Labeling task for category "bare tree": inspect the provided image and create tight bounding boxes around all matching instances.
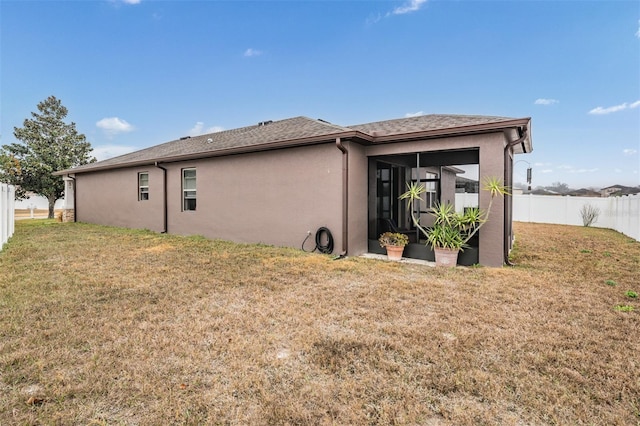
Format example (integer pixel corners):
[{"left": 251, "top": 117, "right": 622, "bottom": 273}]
[{"left": 580, "top": 204, "right": 600, "bottom": 227}]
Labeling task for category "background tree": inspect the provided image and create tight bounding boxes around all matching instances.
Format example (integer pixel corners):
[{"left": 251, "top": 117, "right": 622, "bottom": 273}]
[
  {"left": 548, "top": 181, "right": 570, "bottom": 194},
  {"left": 0, "top": 96, "right": 96, "bottom": 218}
]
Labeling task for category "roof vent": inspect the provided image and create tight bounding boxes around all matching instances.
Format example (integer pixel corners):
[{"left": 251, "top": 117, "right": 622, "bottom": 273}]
[
  {"left": 317, "top": 118, "right": 330, "bottom": 124},
  {"left": 179, "top": 136, "right": 191, "bottom": 140},
  {"left": 258, "top": 120, "right": 273, "bottom": 126},
  {"left": 206, "top": 138, "right": 213, "bottom": 143}
]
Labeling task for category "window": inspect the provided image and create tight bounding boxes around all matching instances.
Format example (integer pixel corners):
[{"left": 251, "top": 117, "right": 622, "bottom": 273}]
[
  {"left": 423, "top": 172, "right": 438, "bottom": 209},
  {"left": 410, "top": 168, "right": 440, "bottom": 209},
  {"left": 138, "top": 172, "right": 149, "bottom": 201},
  {"left": 182, "top": 168, "right": 196, "bottom": 211}
]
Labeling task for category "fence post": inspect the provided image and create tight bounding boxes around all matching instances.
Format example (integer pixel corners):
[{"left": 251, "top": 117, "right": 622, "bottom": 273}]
[
  {"left": 1, "top": 183, "right": 5, "bottom": 248},
  {"left": 9, "top": 185, "right": 15, "bottom": 238}
]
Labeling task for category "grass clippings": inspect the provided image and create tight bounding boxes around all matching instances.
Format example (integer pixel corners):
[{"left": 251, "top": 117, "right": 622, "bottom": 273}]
[{"left": 1, "top": 220, "right": 639, "bottom": 425}]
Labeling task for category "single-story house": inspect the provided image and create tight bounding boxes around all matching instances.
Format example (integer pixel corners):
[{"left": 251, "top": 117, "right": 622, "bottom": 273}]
[{"left": 55, "top": 114, "right": 532, "bottom": 266}]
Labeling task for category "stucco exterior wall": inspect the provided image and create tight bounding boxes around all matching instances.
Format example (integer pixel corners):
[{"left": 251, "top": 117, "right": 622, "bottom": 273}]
[
  {"left": 346, "top": 141, "right": 369, "bottom": 255},
  {"left": 76, "top": 143, "right": 344, "bottom": 253},
  {"left": 477, "top": 137, "right": 506, "bottom": 267},
  {"left": 76, "top": 167, "right": 165, "bottom": 232},
  {"left": 163, "top": 143, "right": 343, "bottom": 249},
  {"left": 440, "top": 168, "right": 458, "bottom": 206}
]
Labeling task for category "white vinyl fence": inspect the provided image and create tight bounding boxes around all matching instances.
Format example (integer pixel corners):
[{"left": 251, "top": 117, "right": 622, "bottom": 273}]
[
  {"left": 513, "top": 194, "right": 640, "bottom": 241},
  {"left": 1, "top": 183, "right": 16, "bottom": 251},
  {"left": 454, "top": 192, "right": 479, "bottom": 213}
]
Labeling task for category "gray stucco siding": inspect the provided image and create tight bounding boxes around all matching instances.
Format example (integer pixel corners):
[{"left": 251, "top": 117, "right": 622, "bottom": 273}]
[
  {"left": 164, "top": 143, "right": 344, "bottom": 249},
  {"left": 76, "top": 167, "right": 165, "bottom": 232},
  {"left": 75, "top": 142, "right": 345, "bottom": 253}
]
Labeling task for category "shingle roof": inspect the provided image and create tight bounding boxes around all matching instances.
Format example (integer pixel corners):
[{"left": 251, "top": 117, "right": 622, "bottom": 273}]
[
  {"left": 64, "top": 116, "right": 352, "bottom": 173},
  {"left": 348, "top": 114, "right": 519, "bottom": 136},
  {"left": 57, "top": 114, "right": 531, "bottom": 175}
]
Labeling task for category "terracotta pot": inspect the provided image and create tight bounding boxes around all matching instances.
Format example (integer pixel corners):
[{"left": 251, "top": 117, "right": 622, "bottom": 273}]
[
  {"left": 434, "top": 247, "right": 459, "bottom": 267},
  {"left": 385, "top": 245, "right": 405, "bottom": 261}
]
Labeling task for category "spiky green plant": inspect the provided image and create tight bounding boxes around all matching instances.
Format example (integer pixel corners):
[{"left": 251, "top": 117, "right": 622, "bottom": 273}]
[{"left": 399, "top": 176, "right": 509, "bottom": 251}]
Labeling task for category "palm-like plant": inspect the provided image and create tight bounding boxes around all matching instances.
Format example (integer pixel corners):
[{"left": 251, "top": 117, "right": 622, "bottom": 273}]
[{"left": 399, "top": 176, "right": 509, "bottom": 251}]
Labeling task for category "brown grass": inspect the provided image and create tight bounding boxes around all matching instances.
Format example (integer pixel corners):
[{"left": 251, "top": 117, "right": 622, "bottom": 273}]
[{"left": 1, "top": 221, "right": 638, "bottom": 425}]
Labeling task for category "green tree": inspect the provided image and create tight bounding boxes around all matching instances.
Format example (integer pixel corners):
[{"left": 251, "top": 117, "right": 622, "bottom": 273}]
[{"left": 0, "top": 96, "right": 96, "bottom": 218}]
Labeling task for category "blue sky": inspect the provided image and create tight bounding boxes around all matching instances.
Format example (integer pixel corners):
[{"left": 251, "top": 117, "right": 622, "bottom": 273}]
[{"left": 2, "top": 0, "right": 639, "bottom": 189}]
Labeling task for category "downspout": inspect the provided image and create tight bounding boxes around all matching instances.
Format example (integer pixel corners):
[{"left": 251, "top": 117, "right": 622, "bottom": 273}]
[
  {"left": 154, "top": 162, "right": 168, "bottom": 233},
  {"left": 336, "top": 138, "right": 348, "bottom": 256},
  {"left": 503, "top": 127, "right": 528, "bottom": 266},
  {"left": 68, "top": 175, "right": 76, "bottom": 223}
]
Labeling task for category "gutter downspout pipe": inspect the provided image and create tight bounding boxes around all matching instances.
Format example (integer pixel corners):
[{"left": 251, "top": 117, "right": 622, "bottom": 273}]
[
  {"left": 503, "top": 127, "right": 528, "bottom": 266},
  {"left": 154, "top": 162, "right": 168, "bottom": 233},
  {"left": 336, "top": 138, "right": 348, "bottom": 257}
]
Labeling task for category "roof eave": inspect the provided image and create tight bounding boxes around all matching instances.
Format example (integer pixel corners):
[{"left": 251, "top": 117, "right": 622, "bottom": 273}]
[
  {"left": 370, "top": 118, "right": 532, "bottom": 146},
  {"left": 506, "top": 118, "right": 533, "bottom": 154}
]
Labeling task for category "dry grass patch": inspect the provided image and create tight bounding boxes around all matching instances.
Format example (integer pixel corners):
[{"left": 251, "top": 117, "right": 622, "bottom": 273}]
[
  {"left": 1, "top": 220, "right": 638, "bottom": 425},
  {"left": 14, "top": 209, "right": 60, "bottom": 220}
]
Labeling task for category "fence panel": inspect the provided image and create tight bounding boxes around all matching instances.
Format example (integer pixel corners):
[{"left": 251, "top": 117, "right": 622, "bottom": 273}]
[
  {"left": 454, "top": 193, "right": 479, "bottom": 213},
  {"left": 1, "top": 183, "right": 16, "bottom": 251},
  {"left": 513, "top": 194, "right": 639, "bottom": 241}
]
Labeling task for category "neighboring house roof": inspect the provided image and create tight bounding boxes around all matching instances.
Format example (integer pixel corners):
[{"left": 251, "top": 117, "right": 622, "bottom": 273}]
[
  {"left": 600, "top": 185, "right": 640, "bottom": 196},
  {"left": 566, "top": 188, "right": 602, "bottom": 197},
  {"left": 55, "top": 114, "right": 531, "bottom": 175}
]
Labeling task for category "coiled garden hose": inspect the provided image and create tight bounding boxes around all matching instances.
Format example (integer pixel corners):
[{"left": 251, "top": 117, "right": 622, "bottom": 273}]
[{"left": 302, "top": 227, "right": 334, "bottom": 254}]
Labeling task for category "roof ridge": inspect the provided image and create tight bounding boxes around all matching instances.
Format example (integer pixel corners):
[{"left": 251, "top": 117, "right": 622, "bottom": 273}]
[
  {"left": 176, "top": 116, "right": 351, "bottom": 141},
  {"left": 297, "top": 116, "right": 354, "bottom": 132}
]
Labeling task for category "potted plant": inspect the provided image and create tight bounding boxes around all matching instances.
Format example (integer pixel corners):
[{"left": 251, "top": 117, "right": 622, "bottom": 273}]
[
  {"left": 378, "top": 231, "right": 409, "bottom": 261},
  {"left": 399, "top": 177, "right": 508, "bottom": 266}
]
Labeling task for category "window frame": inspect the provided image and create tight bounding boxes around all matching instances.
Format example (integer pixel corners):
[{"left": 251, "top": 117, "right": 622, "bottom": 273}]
[
  {"left": 182, "top": 168, "right": 196, "bottom": 211},
  {"left": 138, "top": 172, "right": 149, "bottom": 201},
  {"left": 422, "top": 172, "right": 439, "bottom": 210}
]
